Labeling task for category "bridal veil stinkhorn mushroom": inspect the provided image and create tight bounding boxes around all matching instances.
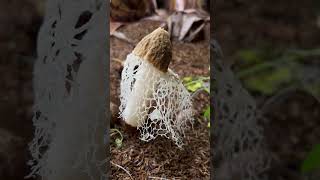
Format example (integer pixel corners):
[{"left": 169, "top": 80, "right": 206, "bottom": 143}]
[{"left": 119, "top": 27, "right": 193, "bottom": 147}]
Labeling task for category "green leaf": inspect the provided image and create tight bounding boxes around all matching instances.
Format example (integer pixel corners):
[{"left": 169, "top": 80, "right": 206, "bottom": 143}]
[
  {"left": 301, "top": 144, "right": 320, "bottom": 173},
  {"left": 183, "top": 76, "right": 210, "bottom": 93},
  {"left": 203, "top": 106, "right": 210, "bottom": 119},
  {"left": 183, "top": 76, "right": 193, "bottom": 83},
  {"left": 186, "top": 81, "right": 203, "bottom": 92}
]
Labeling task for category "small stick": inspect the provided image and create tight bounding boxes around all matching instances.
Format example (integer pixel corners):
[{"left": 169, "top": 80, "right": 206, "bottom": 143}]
[
  {"left": 111, "top": 31, "right": 135, "bottom": 46},
  {"left": 191, "top": 88, "right": 204, "bottom": 98},
  {"left": 112, "top": 58, "right": 124, "bottom": 66},
  {"left": 110, "top": 161, "right": 133, "bottom": 180},
  {"left": 148, "top": 176, "right": 170, "bottom": 180}
]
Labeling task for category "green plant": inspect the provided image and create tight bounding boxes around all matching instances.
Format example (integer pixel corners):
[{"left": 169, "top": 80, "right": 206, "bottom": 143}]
[
  {"left": 110, "top": 128, "right": 123, "bottom": 148},
  {"left": 236, "top": 48, "right": 320, "bottom": 96},
  {"left": 203, "top": 106, "right": 210, "bottom": 128},
  {"left": 301, "top": 144, "right": 320, "bottom": 173},
  {"left": 234, "top": 47, "right": 320, "bottom": 177},
  {"left": 183, "top": 76, "right": 210, "bottom": 128},
  {"left": 183, "top": 76, "right": 209, "bottom": 93}
]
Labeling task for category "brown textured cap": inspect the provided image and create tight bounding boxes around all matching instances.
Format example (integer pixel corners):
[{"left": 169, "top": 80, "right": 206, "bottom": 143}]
[{"left": 132, "top": 27, "right": 172, "bottom": 72}]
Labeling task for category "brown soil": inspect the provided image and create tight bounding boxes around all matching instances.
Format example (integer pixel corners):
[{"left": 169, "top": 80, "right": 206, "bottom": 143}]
[{"left": 110, "top": 20, "right": 210, "bottom": 179}]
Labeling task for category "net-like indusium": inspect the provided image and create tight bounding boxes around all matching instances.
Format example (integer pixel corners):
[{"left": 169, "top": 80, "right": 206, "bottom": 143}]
[{"left": 119, "top": 53, "right": 194, "bottom": 147}]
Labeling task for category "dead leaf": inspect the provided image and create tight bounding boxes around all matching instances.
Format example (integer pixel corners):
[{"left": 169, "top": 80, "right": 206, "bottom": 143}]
[
  {"left": 110, "top": 21, "right": 124, "bottom": 34},
  {"left": 185, "top": 22, "right": 205, "bottom": 42},
  {"left": 111, "top": 31, "right": 134, "bottom": 45},
  {"left": 179, "top": 13, "right": 202, "bottom": 40},
  {"left": 110, "top": 21, "right": 134, "bottom": 45},
  {"left": 167, "top": 10, "right": 208, "bottom": 42},
  {"left": 168, "top": 12, "right": 183, "bottom": 38}
]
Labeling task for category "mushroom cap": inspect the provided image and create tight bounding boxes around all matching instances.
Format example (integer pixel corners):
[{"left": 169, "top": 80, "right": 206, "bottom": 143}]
[{"left": 132, "top": 27, "right": 172, "bottom": 72}]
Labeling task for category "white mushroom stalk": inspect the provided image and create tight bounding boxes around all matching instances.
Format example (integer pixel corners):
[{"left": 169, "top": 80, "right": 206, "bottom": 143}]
[{"left": 119, "top": 27, "right": 194, "bottom": 147}]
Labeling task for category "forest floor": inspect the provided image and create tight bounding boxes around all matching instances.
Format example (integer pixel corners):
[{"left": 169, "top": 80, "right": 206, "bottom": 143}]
[{"left": 110, "top": 20, "right": 210, "bottom": 179}]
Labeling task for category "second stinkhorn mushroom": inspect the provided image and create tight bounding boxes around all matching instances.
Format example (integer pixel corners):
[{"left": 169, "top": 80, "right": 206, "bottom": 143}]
[{"left": 119, "top": 27, "right": 193, "bottom": 147}]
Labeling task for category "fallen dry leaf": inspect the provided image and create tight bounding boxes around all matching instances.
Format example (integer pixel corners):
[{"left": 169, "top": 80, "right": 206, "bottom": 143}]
[
  {"left": 179, "top": 13, "right": 202, "bottom": 40},
  {"left": 110, "top": 21, "right": 124, "bottom": 34},
  {"left": 110, "top": 21, "right": 134, "bottom": 44},
  {"left": 168, "top": 12, "right": 183, "bottom": 38},
  {"left": 167, "top": 10, "right": 209, "bottom": 42},
  {"left": 185, "top": 22, "right": 205, "bottom": 42}
]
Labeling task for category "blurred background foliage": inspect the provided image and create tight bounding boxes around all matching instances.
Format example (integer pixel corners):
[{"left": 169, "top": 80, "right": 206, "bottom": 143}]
[
  {"left": 215, "top": 0, "right": 320, "bottom": 178},
  {"left": 234, "top": 47, "right": 320, "bottom": 98}
]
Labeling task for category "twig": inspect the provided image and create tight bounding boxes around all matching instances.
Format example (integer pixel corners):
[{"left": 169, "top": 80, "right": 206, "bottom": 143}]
[
  {"left": 110, "top": 161, "right": 133, "bottom": 180},
  {"left": 112, "top": 58, "right": 124, "bottom": 66},
  {"left": 110, "top": 128, "right": 123, "bottom": 142},
  {"left": 111, "top": 31, "right": 135, "bottom": 46},
  {"left": 148, "top": 176, "right": 170, "bottom": 180},
  {"left": 191, "top": 88, "right": 207, "bottom": 99},
  {"left": 168, "top": 68, "right": 180, "bottom": 79}
]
